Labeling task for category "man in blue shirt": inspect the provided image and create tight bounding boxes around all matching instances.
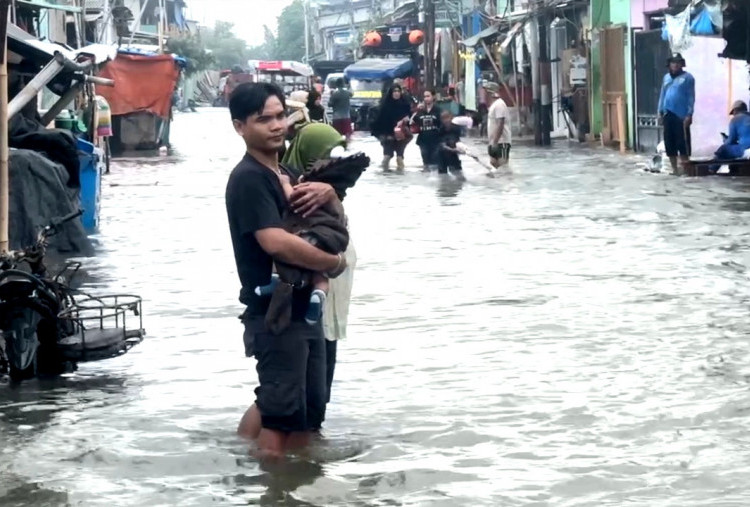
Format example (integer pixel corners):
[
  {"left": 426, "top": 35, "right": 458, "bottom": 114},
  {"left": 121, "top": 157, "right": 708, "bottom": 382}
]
[
  {"left": 715, "top": 100, "right": 750, "bottom": 160},
  {"left": 657, "top": 53, "right": 695, "bottom": 174}
]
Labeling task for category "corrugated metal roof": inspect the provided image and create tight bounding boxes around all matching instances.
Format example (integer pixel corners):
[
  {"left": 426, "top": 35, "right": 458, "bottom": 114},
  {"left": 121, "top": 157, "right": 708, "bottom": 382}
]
[{"left": 16, "top": 0, "right": 83, "bottom": 13}]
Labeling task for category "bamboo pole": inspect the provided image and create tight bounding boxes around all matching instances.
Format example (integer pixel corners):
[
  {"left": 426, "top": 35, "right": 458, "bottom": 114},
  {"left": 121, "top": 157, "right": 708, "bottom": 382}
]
[{"left": 0, "top": 0, "right": 9, "bottom": 253}]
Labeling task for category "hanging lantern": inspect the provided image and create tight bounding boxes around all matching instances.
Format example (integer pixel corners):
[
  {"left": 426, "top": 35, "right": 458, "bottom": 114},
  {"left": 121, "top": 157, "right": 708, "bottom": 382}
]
[
  {"left": 409, "top": 29, "right": 425, "bottom": 45},
  {"left": 363, "top": 31, "right": 382, "bottom": 47}
]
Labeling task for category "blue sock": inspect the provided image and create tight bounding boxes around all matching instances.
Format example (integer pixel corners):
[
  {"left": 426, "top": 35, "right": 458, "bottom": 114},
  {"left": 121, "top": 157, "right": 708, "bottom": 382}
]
[
  {"left": 255, "top": 273, "right": 280, "bottom": 296},
  {"left": 305, "top": 289, "right": 326, "bottom": 325}
]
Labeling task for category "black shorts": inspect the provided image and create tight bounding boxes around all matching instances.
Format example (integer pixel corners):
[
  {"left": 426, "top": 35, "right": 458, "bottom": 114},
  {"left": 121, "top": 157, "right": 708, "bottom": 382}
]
[
  {"left": 488, "top": 143, "right": 511, "bottom": 160},
  {"left": 243, "top": 316, "right": 327, "bottom": 433},
  {"left": 663, "top": 111, "right": 691, "bottom": 157}
]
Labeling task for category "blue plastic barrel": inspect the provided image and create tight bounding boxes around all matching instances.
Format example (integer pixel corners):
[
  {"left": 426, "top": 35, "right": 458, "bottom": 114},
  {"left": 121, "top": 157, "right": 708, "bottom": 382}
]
[{"left": 77, "top": 138, "right": 101, "bottom": 231}]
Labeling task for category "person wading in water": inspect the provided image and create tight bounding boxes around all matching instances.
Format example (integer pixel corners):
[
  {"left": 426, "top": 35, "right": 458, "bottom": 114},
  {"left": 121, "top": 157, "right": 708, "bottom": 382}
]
[
  {"left": 225, "top": 82, "right": 347, "bottom": 458},
  {"left": 657, "top": 53, "right": 695, "bottom": 175}
]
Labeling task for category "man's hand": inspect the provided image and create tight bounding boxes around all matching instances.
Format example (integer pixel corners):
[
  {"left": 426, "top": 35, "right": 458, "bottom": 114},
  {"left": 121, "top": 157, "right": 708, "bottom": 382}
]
[
  {"left": 289, "top": 182, "right": 336, "bottom": 218},
  {"left": 684, "top": 115, "right": 692, "bottom": 128}
]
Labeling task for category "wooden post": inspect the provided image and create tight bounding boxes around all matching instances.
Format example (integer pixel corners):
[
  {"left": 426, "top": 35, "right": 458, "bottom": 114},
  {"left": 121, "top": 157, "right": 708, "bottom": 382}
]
[
  {"left": 0, "top": 0, "right": 9, "bottom": 253},
  {"left": 616, "top": 94, "right": 626, "bottom": 154}
]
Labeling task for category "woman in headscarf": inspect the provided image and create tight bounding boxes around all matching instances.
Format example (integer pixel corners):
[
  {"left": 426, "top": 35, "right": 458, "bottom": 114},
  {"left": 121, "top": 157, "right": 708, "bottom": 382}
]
[
  {"left": 282, "top": 124, "right": 360, "bottom": 409},
  {"left": 371, "top": 84, "right": 412, "bottom": 171},
  {"left": 306, "top": 89, "right": 326, "bottom": 123}
]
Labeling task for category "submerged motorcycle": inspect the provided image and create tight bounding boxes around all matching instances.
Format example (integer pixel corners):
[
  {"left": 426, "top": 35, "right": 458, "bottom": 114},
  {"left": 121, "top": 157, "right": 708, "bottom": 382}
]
[{"left": 0, "top": 210, "right": 145, "bottom": 381}]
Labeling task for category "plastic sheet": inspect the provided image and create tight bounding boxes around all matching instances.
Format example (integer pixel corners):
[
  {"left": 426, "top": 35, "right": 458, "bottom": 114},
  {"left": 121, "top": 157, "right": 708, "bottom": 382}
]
[
  {"left": 704, "top": 1, "right": 723, "bottom": 30},
  {"left": 690, "top": 7, "right": 716, "bottom": 35},
  {"left": 665, "top": 6, "right": 692, "bottom": 53}
]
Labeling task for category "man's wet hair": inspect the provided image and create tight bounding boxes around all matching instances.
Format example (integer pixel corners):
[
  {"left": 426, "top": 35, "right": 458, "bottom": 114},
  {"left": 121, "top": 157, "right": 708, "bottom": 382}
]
[
  {"left": 335, "top": 78, "right": 345, "bottom": 88},
  {"left": 229, "top": 82, "right": 286, "bottom": 122},
  {"left": 424, "top": 89, "right": 436, "bottom": 96}
]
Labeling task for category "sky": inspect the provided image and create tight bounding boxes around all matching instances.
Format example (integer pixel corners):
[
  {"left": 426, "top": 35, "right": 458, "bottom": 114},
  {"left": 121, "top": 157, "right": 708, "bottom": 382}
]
[{"left": 186, "top": 0, "right": 295, "bottom": 46}]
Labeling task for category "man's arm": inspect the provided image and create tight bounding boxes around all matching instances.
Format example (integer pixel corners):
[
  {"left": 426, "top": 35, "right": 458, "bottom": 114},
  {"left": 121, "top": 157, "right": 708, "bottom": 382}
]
[
  {"left": 255, "top": 228, "right": 341, "bottom": 273},
  {"left": 657, "top": 77, "right": 666, "bottom": 116}
]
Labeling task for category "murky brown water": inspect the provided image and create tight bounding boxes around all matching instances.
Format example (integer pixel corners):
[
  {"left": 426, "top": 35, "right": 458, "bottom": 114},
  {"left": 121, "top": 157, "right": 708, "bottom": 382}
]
[{"left": 2, "top": 108, "right": 750, "bottom": 506}]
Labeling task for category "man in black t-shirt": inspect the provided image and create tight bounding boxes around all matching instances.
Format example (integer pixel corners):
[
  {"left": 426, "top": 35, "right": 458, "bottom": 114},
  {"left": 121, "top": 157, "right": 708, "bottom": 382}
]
[{"left": 225, "top": 82, "right": 346, "bottom": 458}]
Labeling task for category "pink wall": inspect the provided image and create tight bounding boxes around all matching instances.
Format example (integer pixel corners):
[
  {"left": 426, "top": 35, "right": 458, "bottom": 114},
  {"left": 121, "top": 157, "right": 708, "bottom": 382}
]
[
  {"left": 683, "top": 38, "right": 750, "bottom": 157},
  {"left": 631, "top": 0, "right": 668, "bottom": 29}
]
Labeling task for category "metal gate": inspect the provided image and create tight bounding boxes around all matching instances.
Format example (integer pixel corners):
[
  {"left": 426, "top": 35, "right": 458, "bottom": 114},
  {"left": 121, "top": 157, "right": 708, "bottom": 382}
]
[
  {"left": 599, "top": 25, "right": 626, "bottom": 145},
  {"left": 634, "top": 30, "right": 671, "bottom": 152}
]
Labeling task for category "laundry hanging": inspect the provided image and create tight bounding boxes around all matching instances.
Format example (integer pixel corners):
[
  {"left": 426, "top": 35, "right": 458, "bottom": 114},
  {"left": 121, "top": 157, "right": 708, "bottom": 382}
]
[
  {"left": 664, "top": 5, "right": 693, "bottom": 53},
  {"left": 690, "top": 6, "right": 716, "bottom": 35}
]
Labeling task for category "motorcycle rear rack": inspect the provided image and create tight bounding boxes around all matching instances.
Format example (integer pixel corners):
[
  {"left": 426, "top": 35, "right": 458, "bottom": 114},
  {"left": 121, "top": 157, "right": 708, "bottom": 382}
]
[{"left": 57, "top": 294, "right": 145, "bottom": 362}]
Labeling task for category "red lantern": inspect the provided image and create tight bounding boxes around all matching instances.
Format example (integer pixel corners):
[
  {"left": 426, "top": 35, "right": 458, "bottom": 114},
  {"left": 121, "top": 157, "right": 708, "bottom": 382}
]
[
  {"left": 363, "top": 31, "right": 382, "bottom": 47},
  {"left": 409, "top": 30, "right": 425, "bottom": 45}
]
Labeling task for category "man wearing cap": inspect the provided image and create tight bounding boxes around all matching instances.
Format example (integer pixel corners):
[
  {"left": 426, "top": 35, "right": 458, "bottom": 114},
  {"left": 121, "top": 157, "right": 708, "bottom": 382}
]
[
  {"left": 657, "top": 53, "right": 695, "bottom": 173},
  {"left": 715, "top": 100, "right": 750, "bottom": 160},
  {"left": 484, "top": 81, "right": 512, "bottom": 167}
]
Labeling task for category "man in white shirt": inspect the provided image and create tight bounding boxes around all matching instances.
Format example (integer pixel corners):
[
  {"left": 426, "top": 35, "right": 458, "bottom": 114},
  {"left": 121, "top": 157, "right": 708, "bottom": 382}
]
[{"left": 484, "top": 81, "right": 512, "bottom": 167}]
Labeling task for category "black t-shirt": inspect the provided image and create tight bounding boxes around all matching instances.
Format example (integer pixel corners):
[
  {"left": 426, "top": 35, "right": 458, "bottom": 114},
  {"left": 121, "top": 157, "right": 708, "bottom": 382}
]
[
  {"left": 439, "top": 124, "right": 462, "bottom": 149},
  {"left": 413, "top": 106, "right": 442, "bottom": 146},
  {"left": 225, "top": 153, "right": 312, "bottom": 319}
]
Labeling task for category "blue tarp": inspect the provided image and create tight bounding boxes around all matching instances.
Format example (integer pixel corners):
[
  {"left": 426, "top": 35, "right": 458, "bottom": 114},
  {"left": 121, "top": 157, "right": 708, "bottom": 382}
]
[{"left": 344, "top": 58, "right": 413, "bottom": 80}]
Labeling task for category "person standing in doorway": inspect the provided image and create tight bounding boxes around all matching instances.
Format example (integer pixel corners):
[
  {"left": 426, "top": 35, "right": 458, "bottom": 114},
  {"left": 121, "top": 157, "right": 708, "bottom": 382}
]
[
  {"left": 411, "top": 89, "right": 442, "bottom": 172},
  {"left": 657, "top": 53, "right": 695, "bottom": 174},
  {"left": 329, "top": 78, "right": 353, "bottom": 141},
  {"left": 484, "top": 81, "right": 512, "bottom": 168},
  {"left": 226, "top": 83, "right": 347, "bottom": 458}
]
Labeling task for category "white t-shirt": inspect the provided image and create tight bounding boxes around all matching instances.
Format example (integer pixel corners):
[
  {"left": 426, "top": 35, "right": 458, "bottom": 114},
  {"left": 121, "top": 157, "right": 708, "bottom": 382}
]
[{"left": 487, "top": 98, "right": 512, "bottom": 145}]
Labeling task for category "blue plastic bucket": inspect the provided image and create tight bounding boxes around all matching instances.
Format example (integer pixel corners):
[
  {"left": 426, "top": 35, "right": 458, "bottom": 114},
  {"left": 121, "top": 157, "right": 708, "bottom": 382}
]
[{"left": 77, "top": 138, "right": 101, "bottom": 231}]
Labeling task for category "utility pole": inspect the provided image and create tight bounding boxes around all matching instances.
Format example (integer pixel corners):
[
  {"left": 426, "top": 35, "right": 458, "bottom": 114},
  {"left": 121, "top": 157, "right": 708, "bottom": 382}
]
[
  {"left": 0, "top": 0, "right": 9, "bottom": 253},
  {"left": 538, "top": 12, "right": 551, "bottom": 145},
  {"left": 530, "top": 16, "right": 541, "bottom": 145},
  {"left": 424, "top": 0, "right": 436, "bottom": 89},
  {"left": 348, "top": 0, "right": 357, "bottom": 59},
  {"left": 303, "top": 0, "right": 310, "bottom": 63}
]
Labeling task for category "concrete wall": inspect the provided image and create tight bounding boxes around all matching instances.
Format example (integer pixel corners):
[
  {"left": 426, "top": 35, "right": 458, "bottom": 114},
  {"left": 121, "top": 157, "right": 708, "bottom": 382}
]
[
  {"left": 630, "top": 0, "right": 668, "bottom": 28},
  {"left": 682, "top": 38, "right": 750, "bottom": 157}
]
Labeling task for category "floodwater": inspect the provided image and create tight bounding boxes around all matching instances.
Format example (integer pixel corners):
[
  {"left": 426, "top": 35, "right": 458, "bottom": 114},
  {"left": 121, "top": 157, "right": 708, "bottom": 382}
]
[{"left": 2, "top": 108, "right": 750, "bottom": 506}]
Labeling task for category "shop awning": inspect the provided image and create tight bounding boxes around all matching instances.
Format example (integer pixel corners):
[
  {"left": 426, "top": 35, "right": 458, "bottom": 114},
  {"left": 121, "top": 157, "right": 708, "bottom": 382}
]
[
  {"left": 16, "top": 0, "right": 82, "bottom": 13},
  {"left": 461, "top": 24, "right": 501, "bottom": 48},
  {"left": 344, "top": 58, "right": 413, "bottom": 80}
]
